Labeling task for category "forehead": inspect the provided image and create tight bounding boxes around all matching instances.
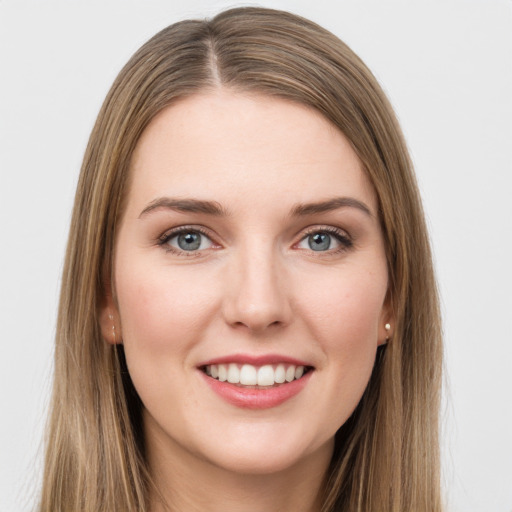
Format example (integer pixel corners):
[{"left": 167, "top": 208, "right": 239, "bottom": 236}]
[{"left": 127, "top": 90, "right": 377, "bottom": 215}]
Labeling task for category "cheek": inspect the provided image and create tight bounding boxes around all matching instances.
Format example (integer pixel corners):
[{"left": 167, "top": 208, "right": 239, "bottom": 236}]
[
  {"left": 298, "top": 266, "right": 386, "bottom": 413},
  {"left": 114, "top": 258, "right": 220, "bottom": 374},
  {"left": 302, "top": 265, "right": 386, "bottom": 345},
  {"left": 114, "top": 261, "right": 219, "bottom": 415}
]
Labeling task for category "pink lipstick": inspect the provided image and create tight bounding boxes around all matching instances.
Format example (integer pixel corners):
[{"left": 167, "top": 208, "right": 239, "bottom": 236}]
[{"left": 197, "top": 354, "right": 313, "bottom": 409}]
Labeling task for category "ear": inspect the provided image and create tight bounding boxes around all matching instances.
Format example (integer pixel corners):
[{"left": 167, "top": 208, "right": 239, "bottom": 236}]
[
  {"left": 99, "top": 286, "right": 123, "bottom": 345},
  {"left": 377, "top": 297, "right": 395, "bottom": 346}
]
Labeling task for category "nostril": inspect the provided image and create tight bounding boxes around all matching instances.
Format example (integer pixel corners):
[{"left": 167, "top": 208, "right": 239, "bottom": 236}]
[
  {"left": 222, "top": 267, "right": 292, "bottom": 330},
  {"left": 231, "top": 318, "right": 283, "bottom": 332}
]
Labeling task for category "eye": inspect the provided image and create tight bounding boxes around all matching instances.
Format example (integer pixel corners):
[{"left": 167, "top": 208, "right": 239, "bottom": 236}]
[
  {"left": 160, "top": 228, "right": 215, "bottom": 253},
  {"left": 296, "top": 228, "right": 352, "bottom": 252}
]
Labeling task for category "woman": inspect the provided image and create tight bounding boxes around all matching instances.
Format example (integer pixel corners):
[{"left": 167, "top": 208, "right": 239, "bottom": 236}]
[{"left": 39, "top": 7, "right": 443, "bottom": 512}]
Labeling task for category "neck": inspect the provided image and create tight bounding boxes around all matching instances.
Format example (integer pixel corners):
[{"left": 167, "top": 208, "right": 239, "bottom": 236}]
[{"left": 145, "top": 418, "right": 333, "bottom": 512}]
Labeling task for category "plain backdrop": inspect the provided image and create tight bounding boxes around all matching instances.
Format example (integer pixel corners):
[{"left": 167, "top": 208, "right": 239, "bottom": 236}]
[{"left": 1, "top": 1, "right": 511, "bottom": 511}]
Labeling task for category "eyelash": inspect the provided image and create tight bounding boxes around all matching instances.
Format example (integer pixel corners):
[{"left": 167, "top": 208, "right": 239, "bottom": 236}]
[
  {"left": 297, "top": 226, "right": 353, "bottom": 254},
  {"left": 157, "top": 225, "right": 217, "bottom": 256},
  {"left": 157, "top": 225, "right": 353, "bottom": 256}
]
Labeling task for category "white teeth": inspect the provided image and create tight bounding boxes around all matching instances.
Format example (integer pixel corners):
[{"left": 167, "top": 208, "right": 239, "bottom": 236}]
[
  {"left": 227, "top": 363, "right": 240, "bottom": 383},
  {"left": 204, "top": 363, "right": 309, "bottom": 386},
  {"left": 240, "top": 364, "right": 257, "bottom": 385},
  {"left": 275, "top": 364, "right": 286, "bottom": 384},
  {"left": 257, "top": 365, "right": 274, "bottom": 386},
  {"left": 218, "top": 364, "right": 227, "bottom": 382},
  {"left": 285, "top": 365, "right": 295, "bottom": 383}
]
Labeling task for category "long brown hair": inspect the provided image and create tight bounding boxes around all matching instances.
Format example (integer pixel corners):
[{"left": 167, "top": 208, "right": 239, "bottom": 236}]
[{"left": 39, "top": 7, "right": 443, "bottom": 511}]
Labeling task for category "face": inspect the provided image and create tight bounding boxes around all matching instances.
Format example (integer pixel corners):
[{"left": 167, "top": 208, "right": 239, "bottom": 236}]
[{"left": 101, "top": 91, "right": 392, "bottom": 476}]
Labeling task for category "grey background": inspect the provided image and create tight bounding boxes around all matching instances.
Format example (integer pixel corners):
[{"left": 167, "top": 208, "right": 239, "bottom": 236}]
[{"left": 1, "top": 1, "right": 511, "bottom": 511}]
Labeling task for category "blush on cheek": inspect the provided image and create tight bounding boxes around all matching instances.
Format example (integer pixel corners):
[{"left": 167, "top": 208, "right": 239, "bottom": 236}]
[
  {"left": 117, "top": 270, "right": 217, "bottom": 354},
  {"left": 309, "top": 293, "right": 383, "bottom": 345}
]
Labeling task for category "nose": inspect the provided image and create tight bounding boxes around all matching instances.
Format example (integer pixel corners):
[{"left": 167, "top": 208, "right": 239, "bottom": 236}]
[{"left": 222, "top": 244, "right": 292, "bottom": 333}]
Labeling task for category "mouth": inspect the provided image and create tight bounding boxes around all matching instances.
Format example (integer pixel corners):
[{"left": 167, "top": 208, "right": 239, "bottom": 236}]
[
  {"left": 197, "top": 355, "right": 315, "bottom": 409},
  {"left": 200, "top": 363, "right": 313, "bottom": 388}
]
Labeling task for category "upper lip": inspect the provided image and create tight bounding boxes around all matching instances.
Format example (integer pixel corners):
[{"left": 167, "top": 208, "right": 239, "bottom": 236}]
[{"left": 197, "top": 353, "right": 313, "bottom": 368}]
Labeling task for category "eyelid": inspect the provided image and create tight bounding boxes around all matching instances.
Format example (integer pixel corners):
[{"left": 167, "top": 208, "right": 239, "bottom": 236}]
[
  {"left": 300, "top": 224, "right": 351, "bottom": 238},
  {"left": 294, "top": 225, "right": 353, "bottom": 252},
  {"left": 157, "top": 225, "right": 221, "bottom": 255},
  {"left": 155, "top": 223, "right": 353, "bottom": 255}
]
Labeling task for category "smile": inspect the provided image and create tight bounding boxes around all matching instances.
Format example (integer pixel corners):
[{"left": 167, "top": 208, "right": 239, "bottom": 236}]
[
  {"left": 198, "top": 356, "right": 314, "bottom": 409},
  {"left": 202, "top": 363, "right": 311, "bottom": 387}
]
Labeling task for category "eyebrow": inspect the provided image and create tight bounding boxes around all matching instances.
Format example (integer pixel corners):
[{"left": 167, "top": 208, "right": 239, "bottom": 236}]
[
  {"left": 290, "top": 197, "right": 373, "bottom": 218},
  {"left": 138, "top": 195, "right": 372, "bottom": 219},
  {"left": 139, "top": 197, "right": 228, "bottom": 218}
]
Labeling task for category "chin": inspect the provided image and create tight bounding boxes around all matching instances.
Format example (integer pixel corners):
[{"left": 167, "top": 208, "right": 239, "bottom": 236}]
[
  {"left": 210, "top": 449, "right": 303, "bottom": 475},
  {"left": 191, "top": 425, "right": 334, "bottom": 476}
]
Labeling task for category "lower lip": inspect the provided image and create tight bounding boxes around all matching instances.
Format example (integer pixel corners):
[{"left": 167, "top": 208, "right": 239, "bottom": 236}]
[{"left": 200, "top": 370, "right": 312, "bottom": 410}]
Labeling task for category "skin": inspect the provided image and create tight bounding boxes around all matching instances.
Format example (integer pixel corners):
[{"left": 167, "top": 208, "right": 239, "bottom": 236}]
[{"left": 101, "top": 90, "right": 392, "bottom": 512}]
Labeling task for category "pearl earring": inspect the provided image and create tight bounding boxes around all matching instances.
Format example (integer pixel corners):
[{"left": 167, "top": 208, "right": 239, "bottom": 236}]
[{"left": 385, "top": 323, "right": 391, "bottom": 342}]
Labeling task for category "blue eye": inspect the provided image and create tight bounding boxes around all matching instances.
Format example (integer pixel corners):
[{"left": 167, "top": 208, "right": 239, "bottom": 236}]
[
  {"left": 308, "top": 232, "right": 332, "bottom": 251},
  {"left": 163, "top": 229, "right": 213, "bottom": 252},
  {"left": 297, "top": 228, "right": 352, "bottom": 252}
]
